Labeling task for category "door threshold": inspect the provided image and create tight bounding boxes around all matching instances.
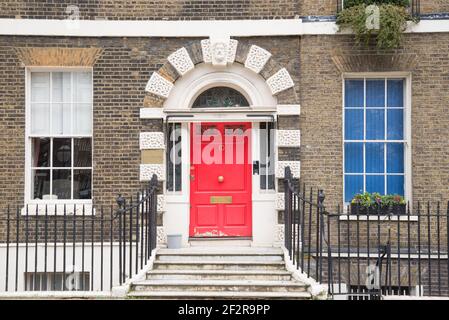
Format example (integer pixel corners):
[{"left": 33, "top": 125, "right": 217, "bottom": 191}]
[{"left": 189, "top": 237, "right": 252, "bottom": 241}]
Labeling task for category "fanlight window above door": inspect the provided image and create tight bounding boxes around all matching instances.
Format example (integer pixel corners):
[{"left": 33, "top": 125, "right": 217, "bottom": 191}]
[{"left": 192, "top": 87, "right": 249, "bottom": 108}]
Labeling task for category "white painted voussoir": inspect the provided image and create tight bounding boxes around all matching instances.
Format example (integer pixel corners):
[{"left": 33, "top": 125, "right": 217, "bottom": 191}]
[
  {"left": 167, "top": 47, "right": 194, "bottom": 76},
  {"left": 140, "top": 164, "right": 166, "bottom": 181},
  {"left": 145, "top": 72, "right": 173, "bottom": 98},
  {"left": 139, "top": 132, "right": 165, "bottom": 150},
  {"left": 157, "top": 194, "right": 166, "bottom": 213},
  {"left": 140, "top": 107, "right": 165, "bottom": 119},
  {"left": 276, "top": 161, "right": 300, "bottom": 179},
  {"left": 277, "top": 130, "right": 301, "bottom": 147},
  {"left": 266, "top": 68, "right": 294, "bottom": 95},
  {"left": 277, "top": 104, "right": 301, "bottom": 115},
  {"left": 244, "top": 45, "right": 272, "bottom": 74},
  {"left": 276, "top": 193, "right": 285, "bottom": 211}
]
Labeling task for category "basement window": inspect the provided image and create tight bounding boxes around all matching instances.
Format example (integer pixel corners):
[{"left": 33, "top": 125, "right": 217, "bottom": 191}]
[{"left": 25, "top": 272, "right": 90, "bottom": 291}]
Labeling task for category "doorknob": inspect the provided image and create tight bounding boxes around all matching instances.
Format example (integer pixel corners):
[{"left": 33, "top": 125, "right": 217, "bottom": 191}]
[{"left": 218, "top": 176, "right": 224, "bottom": 183}]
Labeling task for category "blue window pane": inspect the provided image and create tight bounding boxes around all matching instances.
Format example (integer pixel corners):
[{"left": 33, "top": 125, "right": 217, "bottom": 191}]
[
  {"left": 345, "top": 80, "right": 364, "bottom": 108},
  {"left": 345, "top": 175, "right": 364, "bottom": 202},
  {"left": 366, "top": 175, "right": 385, "bottom": 195},
  {"left": 366, "top": 143, "right": 384, "bottom": 173},
  {"left": 387, "top": 79, "right": 404, "bottom": 108},
  {"left": 387, "top": 143, "right": 404, "bottom": 173},
  {"left": 345, "top": 109, "right": 364, "bottom": 140},
  {"left": 387, "top": 109, "right": 404, "bottom": 140},
  {"left": 366, "top": 109, "right": 385, "bottom": 140},
  {"left": 387, "top": 175, "right": 404, "bottom": 196},
  {"left": 345, "top": 143, "right": 363, "bottom": 173},
  {"left": 366, "top": 80, "right": 385, "bottom": 108}
]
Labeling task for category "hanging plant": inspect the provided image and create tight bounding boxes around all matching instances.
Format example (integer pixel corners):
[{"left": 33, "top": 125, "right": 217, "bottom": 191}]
[{"left": 336, "top": 0, "right": 418, "bottom": 49}]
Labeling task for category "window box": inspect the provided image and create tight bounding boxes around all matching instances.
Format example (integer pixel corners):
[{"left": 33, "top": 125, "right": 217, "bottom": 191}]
[{"left": 350, "top": 203, "right": 406, "bottom": 215}]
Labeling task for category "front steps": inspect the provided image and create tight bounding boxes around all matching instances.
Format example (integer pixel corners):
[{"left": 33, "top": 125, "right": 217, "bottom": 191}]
[{"left": 127, "top": 247, "right": 312, "bottom": 300}]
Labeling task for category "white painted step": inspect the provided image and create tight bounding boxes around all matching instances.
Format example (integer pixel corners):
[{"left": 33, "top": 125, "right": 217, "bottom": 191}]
[
  {"left": 189, "top": 239, "right": 252, "bottom": 247},
  {"left": 157, "top": 254, "right": 283, "bottom": 262},
  {"left": 158, "top": 247, "right": 282, "bottom": 255},
  {"left": 128, "top": 291, "right": 312, "bottom": 300},
  {"left": 152, "top": 260, "right": 286, "bottom": 271},
  {"left": 132, "top": 279, "right": 309, "bottom": 293},
  {"left": 146, "top": 270, "right": 292, "bottom": 281}
]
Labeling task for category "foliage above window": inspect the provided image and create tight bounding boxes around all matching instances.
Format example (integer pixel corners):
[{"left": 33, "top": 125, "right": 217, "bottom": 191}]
[{"left": 337, "top": 1, "right": 418, "bottom": 49}]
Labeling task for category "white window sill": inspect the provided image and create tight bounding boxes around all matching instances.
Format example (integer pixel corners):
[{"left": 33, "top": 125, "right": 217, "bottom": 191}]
[
  {"left": 21, "top": 202, "right": 95, "bottom": 216},
  {"left": 339, "top": 215, "right": 418, "bottom": 222}
]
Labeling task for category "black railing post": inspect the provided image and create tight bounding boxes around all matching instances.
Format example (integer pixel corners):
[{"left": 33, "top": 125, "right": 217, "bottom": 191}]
[
  {"left": 150, "top": 174, "right": 158, "bottom": 252},
  {"left": 318, "top": 190, "right": 325, "bottom": 283},
  {"left": 284, "top": 167, "right": 292, "bottom": 254},
  {"left": 116, "top": 194, "right": 125, "bottom": 285}
]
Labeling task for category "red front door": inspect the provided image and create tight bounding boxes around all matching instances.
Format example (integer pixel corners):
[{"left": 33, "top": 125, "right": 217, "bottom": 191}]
[{"left": 189, "top": 122, "right": 252, "bottom": 238}]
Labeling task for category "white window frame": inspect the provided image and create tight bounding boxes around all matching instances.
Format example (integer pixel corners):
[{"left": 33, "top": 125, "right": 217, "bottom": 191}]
[
  {"left": 342, "top": 72, "right": 412, "bottom": 208},
  {"left": 25, "top": 67, "right": 94, "bottom": 206}
]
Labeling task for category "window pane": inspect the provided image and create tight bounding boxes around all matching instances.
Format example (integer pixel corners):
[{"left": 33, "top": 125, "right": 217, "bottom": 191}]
[
  {"left": 52, "top": 170, "right": 71, "bottom": 199},
  {"left": 387, "top": 109, "right": 404, "bottom": 140},
  {"left": 344, "top": 143, "right": 363, "bottom": 173},
  {"left": 345, "top": 80, "right": 364, "bottom": 108},
  {"left": 52, "top": 72, "right": 71, "bottom": 103},
  {"left": 32, "top": 138, "right": 50, "bottom": 167},
  {"left": 345, "top": 175, "right": 363, "bottom": 202},
  {"left": 387, "top": 143, "right": 404, "bottom": 173},
  {"left": 366, "top": 109, "right": 385, "bottom": 140},
  {"left": 53, "top": 138, "right": 71, "bottom": 167},
  {"left": 366, "top": 79, "right": 385, "bottom": 108},
  {"left": 366, "top": 143, "right": 384, "bottom": 173},
  {"left": 387, "top": 175, "right": 404, "bottom": 196},
  {"left": 73, "top": 103, "right": 92, "bottom": 135},
  {"left": 51, "top": 103, "right": 71, "bottom": 135},
  {"left": 387, "top": 79, "right": 404, "bottom": 108},
  {"left": 73, "top": 72, "right": 92, "bottom": 103},
  {"left": 32, "top": 170, "right": 50, "bottom": 199},
  {"left": 260, "top": 122, "right": 275, "bottom": 190},
  {"left": 74, "top": 170, "right": 92, "bottom": 199},
  {"left": 366, "top": 175, "right": 385, "bottom": 195},
  {"left": 344, "top": 109, "right": 364, "bottom": 140},
  {"left": 31, "top": 73, "right": 50, "bottom": 102},
  {"left": 74, "top": 138, "right": 92, "bottom": 167},
  {"left": 31, "top": 103, "right": 50, "bottom": 135},
  {"left": 174, "top": 123, "right": 182, "bottom": 192}
]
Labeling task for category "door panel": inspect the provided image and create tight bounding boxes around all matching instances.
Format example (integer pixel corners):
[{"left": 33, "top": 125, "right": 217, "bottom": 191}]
[{"left": 190, "top": 122, "right": 252, "bottom": 238}]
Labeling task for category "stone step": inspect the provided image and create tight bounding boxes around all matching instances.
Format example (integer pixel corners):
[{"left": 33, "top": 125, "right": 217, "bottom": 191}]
[
  {"left": 152, "top": 260, "right": 286, "bottom": 271},
  {"left": 131, "top": 279, "right": 309, "bottom": 293},
  {"left": 157, "top": 247, "right": 283, "bottom": 255},
  {"left": 189, "top": 239, "right": 252, "bottom": 247},
  {"left": 128, "top": 290, "right": 312, "bottom": 300},
  {"left": 146, "top": 270, "right": 293, "bottom": 281},
  {"left": 157, "top": 254, "right": 283, "bottom": 262}
]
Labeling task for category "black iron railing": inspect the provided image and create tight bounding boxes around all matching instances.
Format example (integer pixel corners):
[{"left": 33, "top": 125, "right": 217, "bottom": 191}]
[
  {"left": 337, "top": 0, "right": 421, "bottom": 17},
  {"left": 1, "top": 174, "right": 158, "bottom": 292},
  {"left": 284, "top": 166, "right": 449, "bottom": 299}
]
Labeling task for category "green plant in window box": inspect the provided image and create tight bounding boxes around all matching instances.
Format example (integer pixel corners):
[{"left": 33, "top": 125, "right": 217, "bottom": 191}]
[
  {"left": 351, "top": 192, "right": 406, "bottom": 215},
  {"left": 336, "top": 0, "right": 419, "bottom": 49}
]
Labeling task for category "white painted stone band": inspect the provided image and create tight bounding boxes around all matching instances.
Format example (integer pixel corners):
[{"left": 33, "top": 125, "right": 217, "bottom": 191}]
[{"left": 1, "top": 19, "right": 448, "bottom": 37}]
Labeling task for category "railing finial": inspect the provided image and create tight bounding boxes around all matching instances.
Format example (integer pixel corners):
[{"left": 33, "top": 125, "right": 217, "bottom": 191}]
[
  {"left": 318, "top": 189, "right": 325, "bottom": 206},
  {"left": 116, "top": 194, "right": 125, "bottom": 209}
]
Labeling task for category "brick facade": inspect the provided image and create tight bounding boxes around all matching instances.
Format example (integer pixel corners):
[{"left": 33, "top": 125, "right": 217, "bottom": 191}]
[
  {"left": 0, "top": 35, "right": 301, "bottom": 212},
  {"left": 299, "top": 33, "right": 449, "bottom": 211}
]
